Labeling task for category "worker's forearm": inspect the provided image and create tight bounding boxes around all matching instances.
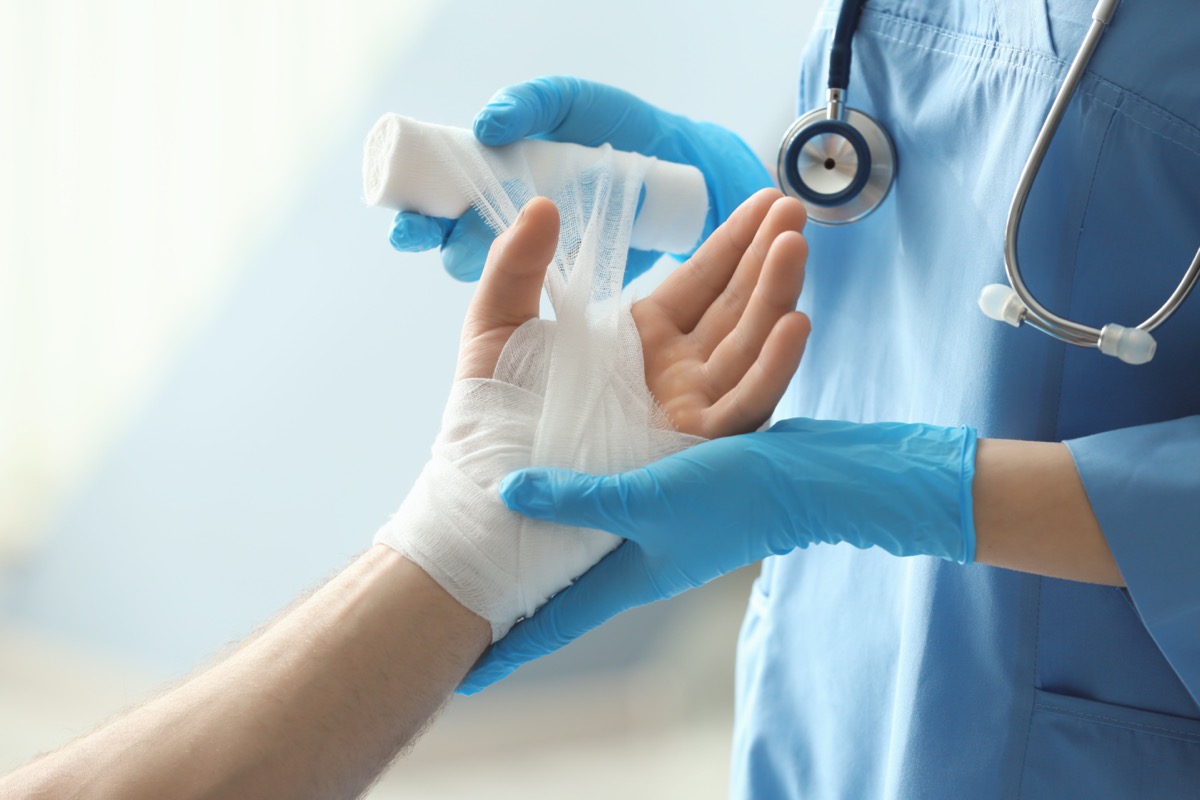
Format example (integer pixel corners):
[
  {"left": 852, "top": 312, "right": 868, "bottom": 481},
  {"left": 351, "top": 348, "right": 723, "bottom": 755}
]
[
  {"left": 2, "top": 546, "right": 490, "bottom": 800},
  {"left": 972, "top": 438, "right": 1124, "bottom": 586}
]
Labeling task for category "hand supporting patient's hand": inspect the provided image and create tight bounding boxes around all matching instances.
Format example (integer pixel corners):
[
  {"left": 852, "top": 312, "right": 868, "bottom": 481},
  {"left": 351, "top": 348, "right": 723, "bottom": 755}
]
[{"left": 459, "top": 417, "right": 976, "bottom": 693}]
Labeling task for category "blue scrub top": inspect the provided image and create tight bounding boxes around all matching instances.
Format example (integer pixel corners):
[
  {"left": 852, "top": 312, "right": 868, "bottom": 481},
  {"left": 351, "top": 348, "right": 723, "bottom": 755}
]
[{"left": 731, "top": 1, "right": 1200, "bottom": 797}]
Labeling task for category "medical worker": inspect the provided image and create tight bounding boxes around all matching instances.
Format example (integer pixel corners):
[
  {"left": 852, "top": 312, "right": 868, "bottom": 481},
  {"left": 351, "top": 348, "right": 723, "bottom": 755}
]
[{"left": 392, "top": 0, "right": 1200, "bottom": 796}]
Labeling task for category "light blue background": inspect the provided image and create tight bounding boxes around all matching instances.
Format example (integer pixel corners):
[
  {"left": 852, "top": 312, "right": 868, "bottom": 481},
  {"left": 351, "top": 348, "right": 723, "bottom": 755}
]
[{"left": 5, "top": 0, "right": 819, "bottom": 686}]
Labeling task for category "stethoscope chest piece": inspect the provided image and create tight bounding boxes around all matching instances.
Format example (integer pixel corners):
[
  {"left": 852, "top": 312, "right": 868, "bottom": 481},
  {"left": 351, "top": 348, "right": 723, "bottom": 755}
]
[{"left": 777, "top": 105, "right": 896, "bottom": 225}]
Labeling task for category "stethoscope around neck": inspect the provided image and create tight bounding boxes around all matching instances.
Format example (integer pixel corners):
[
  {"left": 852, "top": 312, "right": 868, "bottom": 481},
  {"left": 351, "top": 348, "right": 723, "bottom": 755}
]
[{"left": 776, "top": 0, "right": 1200, "bottom": 364}]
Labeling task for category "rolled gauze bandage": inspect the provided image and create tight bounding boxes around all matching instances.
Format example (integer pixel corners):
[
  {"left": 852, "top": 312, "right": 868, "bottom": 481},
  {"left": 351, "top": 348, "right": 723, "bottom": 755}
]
[{"left": 363, "top": 113, "right": 708, "bottom": 253}]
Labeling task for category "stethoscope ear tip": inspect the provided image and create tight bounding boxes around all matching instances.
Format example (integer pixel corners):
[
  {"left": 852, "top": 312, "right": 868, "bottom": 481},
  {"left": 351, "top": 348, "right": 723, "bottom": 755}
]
[
  {"left": 978, "top": 284, "right": 1025, "bottom": 327},
  {"left": 1099, "top": 324, "right": 1156, "bottom": 364}
]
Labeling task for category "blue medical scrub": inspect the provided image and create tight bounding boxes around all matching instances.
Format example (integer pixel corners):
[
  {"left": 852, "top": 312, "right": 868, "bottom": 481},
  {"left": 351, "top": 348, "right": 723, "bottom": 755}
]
[{"left": 732, "top": 1, "right": 1200, "bottom": 796}]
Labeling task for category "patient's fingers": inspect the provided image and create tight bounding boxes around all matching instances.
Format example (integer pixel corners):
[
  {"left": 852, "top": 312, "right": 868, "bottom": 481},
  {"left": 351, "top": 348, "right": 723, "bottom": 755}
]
[
  {"left": 703, "top": 230, "right": 807, "bottom": 398},
  {"left": 645, "top": 189, "right": 779, "bottom": 333},
  {"left": 458, "top": 198, "right": 559, "bottom": 379},
  {"left": 691, "top": 196, "right": 807, "bottom": 354},
  {"left": 702, "top": 311, "right": 811, "bottom": 437}
]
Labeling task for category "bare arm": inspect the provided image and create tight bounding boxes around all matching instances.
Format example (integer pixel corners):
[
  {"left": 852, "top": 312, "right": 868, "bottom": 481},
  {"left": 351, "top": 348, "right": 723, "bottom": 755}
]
[
  {"left": 1, "top": 548, "right": 487, "bottom": 800},
  {"left": 973, "top": 438, "right": 1123, "bottom": 586},
  {"left": 1, "top": 192, "right": 810, "bottom": 798}
]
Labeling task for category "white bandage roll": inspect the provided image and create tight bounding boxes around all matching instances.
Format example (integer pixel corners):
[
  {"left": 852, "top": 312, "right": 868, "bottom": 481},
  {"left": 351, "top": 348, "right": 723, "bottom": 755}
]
[{"left": 363, "top": 114, "right": 709, "bottom": 253}]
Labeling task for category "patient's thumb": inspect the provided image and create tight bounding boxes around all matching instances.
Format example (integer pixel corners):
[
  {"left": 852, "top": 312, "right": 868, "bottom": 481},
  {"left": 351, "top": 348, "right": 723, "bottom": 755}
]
[{"left": 467, "top": 198, "right": 558, "bottom": 332}]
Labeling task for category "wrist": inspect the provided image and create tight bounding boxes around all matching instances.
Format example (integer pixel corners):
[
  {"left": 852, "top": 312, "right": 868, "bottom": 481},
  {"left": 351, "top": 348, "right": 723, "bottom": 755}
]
[
  {"left": 958, "top": 426, "right": 979, "bottom": 564},
  {"left": 368, "top": 545, "right": 490, "bottom": 640},
  {"left": 970, "top": 439, "right": 1121, "bottom": 584},
  {"left": 862, "top": 420, "right": 977, "bottom": 563},
  {"left": 374, "top": 374, "right": 621, "bottom": 640},
  {"left": 770, "top": 418, "right": 976, "bottom": 563}
]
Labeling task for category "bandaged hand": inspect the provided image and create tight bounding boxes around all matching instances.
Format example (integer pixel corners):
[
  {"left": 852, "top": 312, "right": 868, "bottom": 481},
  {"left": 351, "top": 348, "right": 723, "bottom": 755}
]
[
  {"left": 376, "top": 190, "right": 810, "bottom": 640},
  {"left": 388, "top": 76, "right": 773, "bottom": 283}
]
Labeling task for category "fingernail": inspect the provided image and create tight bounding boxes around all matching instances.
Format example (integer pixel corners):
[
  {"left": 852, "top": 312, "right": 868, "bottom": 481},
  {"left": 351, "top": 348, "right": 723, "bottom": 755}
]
[
  {"left": 499, "top": 470, "right": 553, "bottom": 518},
  {"left": 513, "top": 204, "right": 529, "bottom": 226}
]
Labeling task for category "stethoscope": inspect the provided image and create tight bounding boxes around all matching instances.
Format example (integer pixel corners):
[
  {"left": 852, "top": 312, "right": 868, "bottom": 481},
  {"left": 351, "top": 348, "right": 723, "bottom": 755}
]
[{"left": 776, "top": 0, "right": 1200, "bottom": 364}]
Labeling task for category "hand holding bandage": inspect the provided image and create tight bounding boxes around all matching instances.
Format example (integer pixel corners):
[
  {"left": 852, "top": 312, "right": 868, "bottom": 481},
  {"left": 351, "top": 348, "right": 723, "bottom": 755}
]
[{"left": 377, "top": 189, "right": 809, "bottom": 640}]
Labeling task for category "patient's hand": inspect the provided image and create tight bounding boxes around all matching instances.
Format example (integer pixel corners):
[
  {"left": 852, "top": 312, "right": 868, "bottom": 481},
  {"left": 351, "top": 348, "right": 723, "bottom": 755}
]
[
  {"left": 377, "top": 189, "right": 810, "bottom": 640},
  {"left": 634, "top": 188, "right": 809, "bottom": 437},
  {"left": 456, "top": 188, "right": 810, "bottom": 432}
]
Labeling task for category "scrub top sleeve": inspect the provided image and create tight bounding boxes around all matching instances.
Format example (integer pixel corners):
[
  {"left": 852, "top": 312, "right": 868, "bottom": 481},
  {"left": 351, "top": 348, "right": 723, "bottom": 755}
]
[{"left": 1065, "top": 415, "right": 1200, "bottom": 704}]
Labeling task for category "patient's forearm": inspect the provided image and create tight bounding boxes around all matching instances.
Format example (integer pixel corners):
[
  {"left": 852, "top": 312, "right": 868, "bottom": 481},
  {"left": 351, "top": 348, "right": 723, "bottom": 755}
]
[{"left": 1, "top": 546, "right": 490, "bottom": 800}]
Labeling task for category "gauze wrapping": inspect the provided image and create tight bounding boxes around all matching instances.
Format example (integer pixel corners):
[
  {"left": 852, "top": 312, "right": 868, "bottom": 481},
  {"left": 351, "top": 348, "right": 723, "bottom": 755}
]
[
  {"left": 364, "top": 115, "right": 708, "bottom": 253},
  {"left": 365, "top": 116, "right": 706, "bottom": 639}
]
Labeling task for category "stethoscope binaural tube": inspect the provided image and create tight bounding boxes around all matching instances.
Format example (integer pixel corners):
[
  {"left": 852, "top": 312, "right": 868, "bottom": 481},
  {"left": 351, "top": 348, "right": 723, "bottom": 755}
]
[{"left": 978, "top": 0, "right": 1200, "bottom": 364}]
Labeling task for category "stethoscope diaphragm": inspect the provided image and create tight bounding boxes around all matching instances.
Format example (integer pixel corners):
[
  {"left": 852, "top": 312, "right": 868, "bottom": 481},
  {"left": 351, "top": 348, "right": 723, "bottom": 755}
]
[{"left": 777, "top": 106, "right": 895, "bottom": 225}]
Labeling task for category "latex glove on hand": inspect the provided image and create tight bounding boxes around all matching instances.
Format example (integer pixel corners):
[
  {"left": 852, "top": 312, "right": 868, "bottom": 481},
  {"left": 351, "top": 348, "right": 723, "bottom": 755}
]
[
  {"left": 459, "top": 417, "right": 978, "bottom": 693},
  {"left": 390, "top": 75, "right": 773, "bottom": 283}
]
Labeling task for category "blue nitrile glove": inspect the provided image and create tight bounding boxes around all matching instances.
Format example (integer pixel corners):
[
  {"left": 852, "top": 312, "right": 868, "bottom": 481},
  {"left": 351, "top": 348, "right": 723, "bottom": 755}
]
[
  {"left": 458, "top": 417, "right": 977, "bottom": 694},
  {"left": 390, "top": 75, "right": 773, "bottom": 283}
]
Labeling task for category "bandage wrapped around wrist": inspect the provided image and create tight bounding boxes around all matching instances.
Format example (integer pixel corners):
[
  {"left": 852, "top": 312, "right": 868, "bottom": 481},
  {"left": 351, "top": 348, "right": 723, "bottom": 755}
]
[{"left": 365, "top": 116, "right": 707, "bottom": 639}]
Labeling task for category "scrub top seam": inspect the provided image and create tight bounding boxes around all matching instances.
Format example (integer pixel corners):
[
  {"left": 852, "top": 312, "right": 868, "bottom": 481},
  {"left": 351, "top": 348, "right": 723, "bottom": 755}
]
[
  {"left": 988, "top": 0, "right": 1006, "bottom": 45},
  {"left": 1051, "top": 94, "right": 1124, "bottom": 444},
  {"left": 1100, "top": 98, "right": 1200, "bottom": 161},
  {"left": 1073, "top": 92, "right": 1128, "bottom": 273},
  {"left": 1033, "top": 701, "right": 1200, "bottom": 743},
  {"left": 1013, "top": 576, "right": 1043, "bottom": 800},
  {"left": 856, "top": 9, "right": 1200, "bottom": 156}
]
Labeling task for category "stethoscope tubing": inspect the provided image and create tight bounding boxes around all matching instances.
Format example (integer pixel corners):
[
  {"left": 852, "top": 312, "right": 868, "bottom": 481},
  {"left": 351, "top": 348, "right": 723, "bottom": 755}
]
[{"left": 1003, "top": 0, "right": 1200, "bottom": 348}]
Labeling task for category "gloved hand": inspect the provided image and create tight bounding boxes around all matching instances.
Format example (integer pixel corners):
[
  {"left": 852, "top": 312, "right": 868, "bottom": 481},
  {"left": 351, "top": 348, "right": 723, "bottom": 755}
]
[
  {"left": 458, "top": 417, "right": 978, "bottom": 693},
  {"left": 390, "top": 75, "right": 773, "bottom": 283}
]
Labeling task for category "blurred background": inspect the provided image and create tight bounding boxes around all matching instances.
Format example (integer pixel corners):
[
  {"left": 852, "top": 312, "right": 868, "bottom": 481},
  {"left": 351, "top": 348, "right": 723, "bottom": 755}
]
[{"left": 0, "top": 0, "right": 819, "bottom": 795}]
